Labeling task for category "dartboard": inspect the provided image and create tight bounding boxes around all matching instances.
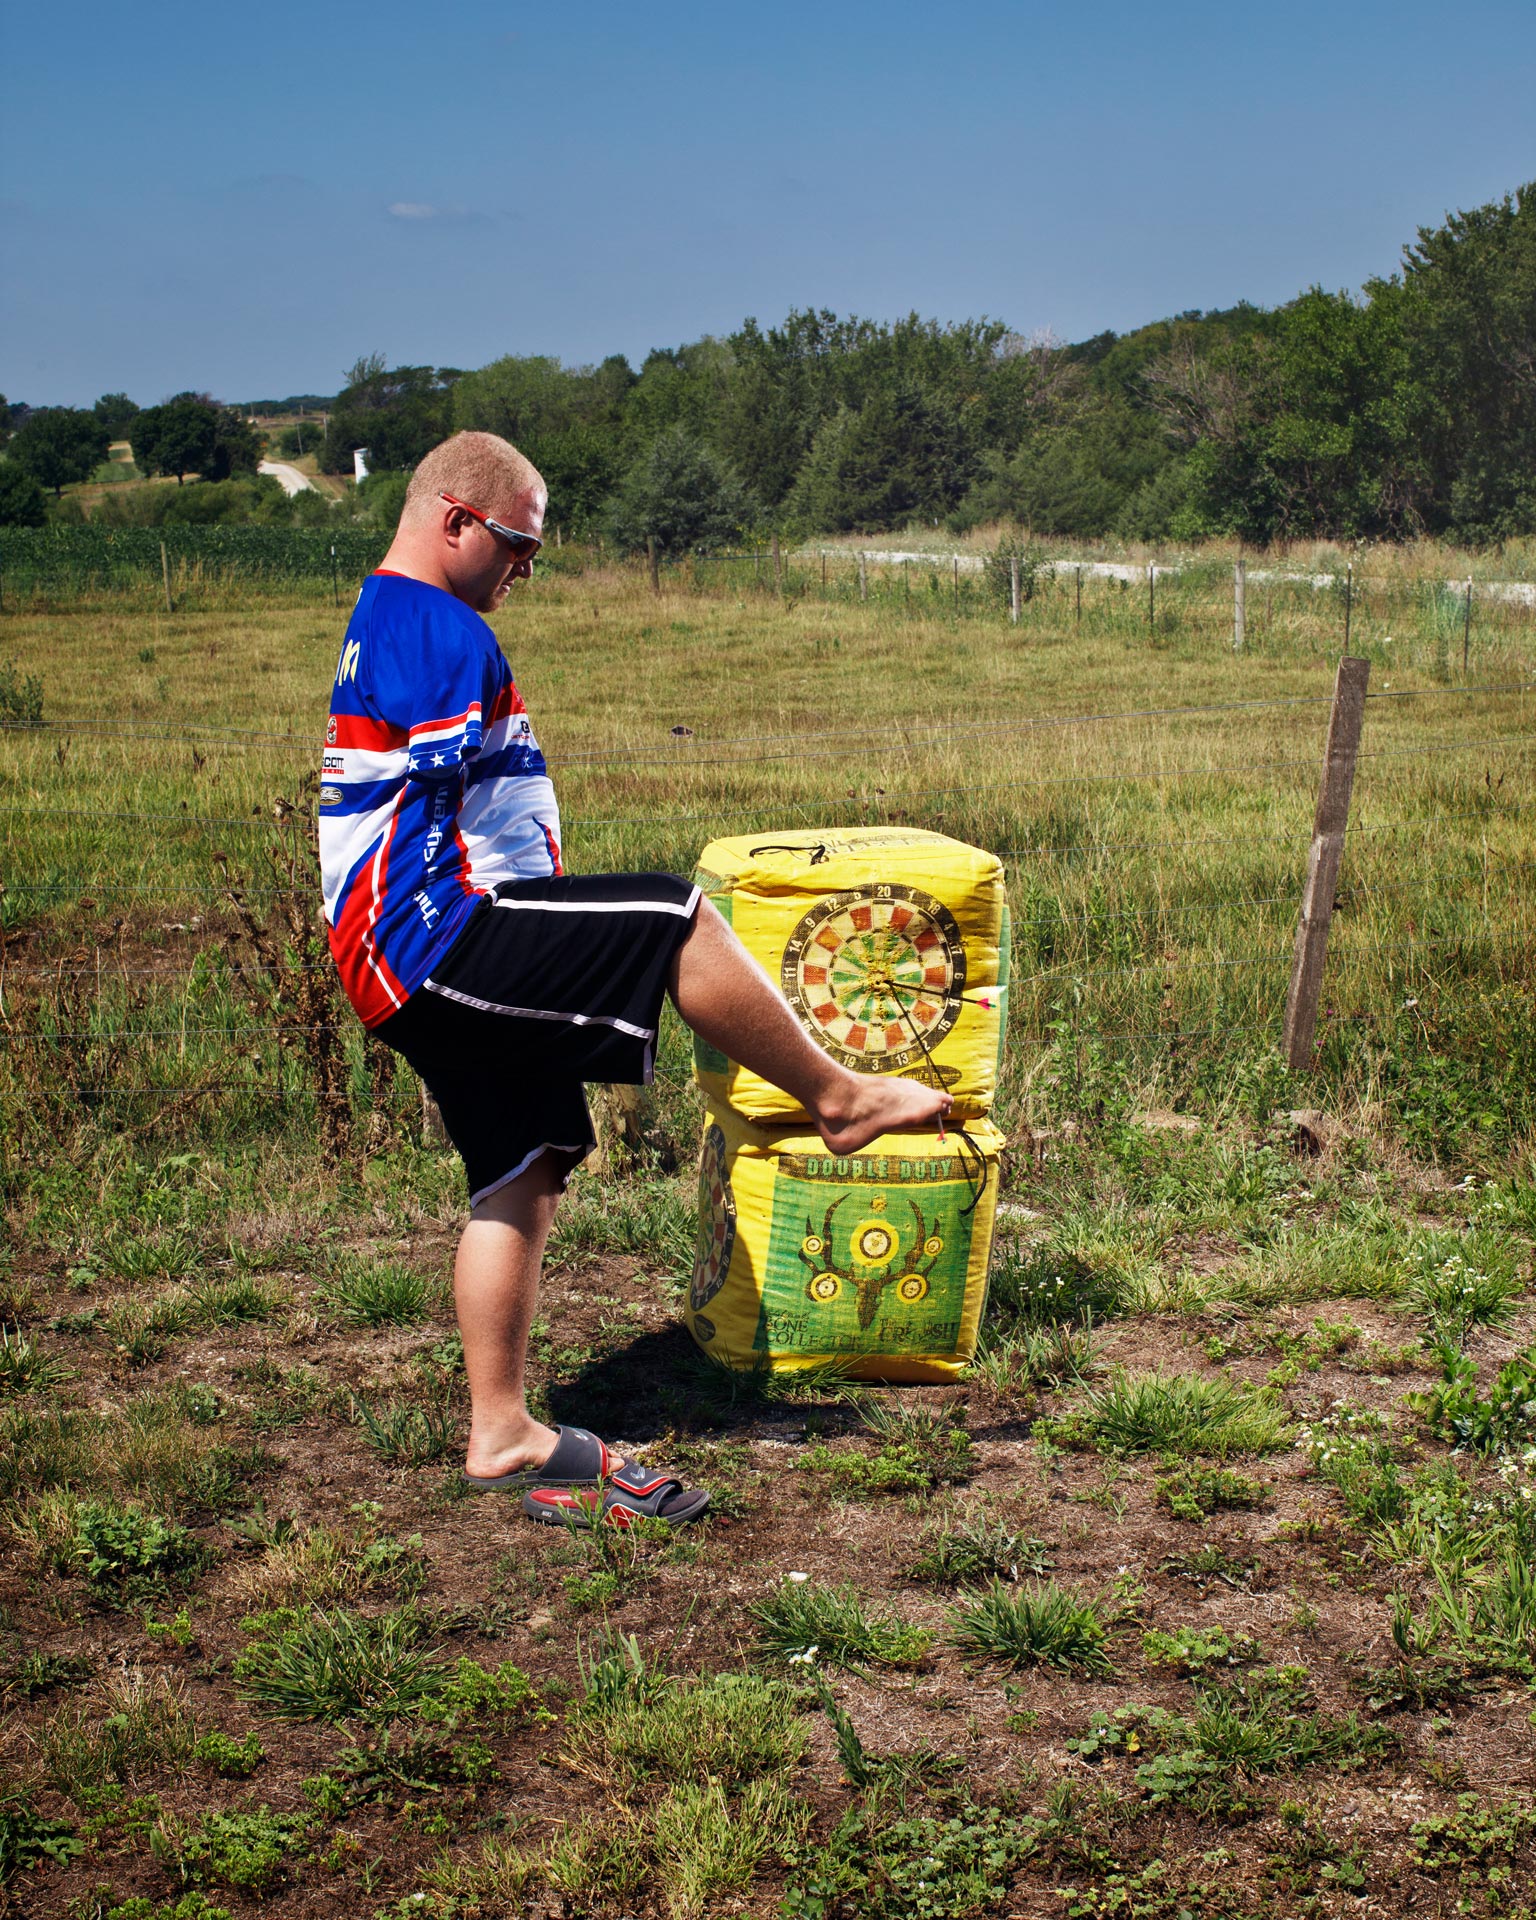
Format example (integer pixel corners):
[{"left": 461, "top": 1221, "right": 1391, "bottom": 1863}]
[{"left": 781, "top": 886, "right": 967, "bottom": 1072}]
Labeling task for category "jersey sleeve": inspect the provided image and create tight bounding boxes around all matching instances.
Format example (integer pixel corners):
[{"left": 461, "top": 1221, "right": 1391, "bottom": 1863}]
[{"left": 385, "top": 596, "right": 504, "bottom": 785}]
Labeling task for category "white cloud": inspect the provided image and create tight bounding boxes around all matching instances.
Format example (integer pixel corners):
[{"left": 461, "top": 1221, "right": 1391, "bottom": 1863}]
[{"left": 387, "top": 202, "right": 438, "bottom": 220}]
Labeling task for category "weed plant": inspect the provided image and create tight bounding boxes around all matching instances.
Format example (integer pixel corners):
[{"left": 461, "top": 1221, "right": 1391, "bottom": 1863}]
[
  {"left": 1048, "top": 1369, "right": 1292, "bottom": 1456},
  {"left": 750, "top": 1580, "right": 932, "bottom": 1669},
  {"left": 0, "top": 1329, "right": 70, "bottom": 1395},
  {"left": 321, "top": 1259, "right": 431, "bottom": 1327},
  {"left": 155, "top": 1805, "right": 312, "bottom": 1894},
  {"left": 32, "top": 1669, "right": 199, "bottom": 1809},
  {"left": 801, "top": 1402, "right": 972, "bottom": 1493},
  {"left": 350, "top": 1391, "right": 458, "bottom": 1466},
  {"left": 1154, "top": 1460, "right": 1272, "bottom": 1521},
  {"left": 234, "top": 1604, "right": 446, "bottom": 1720},
  {"left": 782, "top": 1790, "right": 1038, "bottom": 1920},
  {"left": 949, "top": 1579, "right": 1113, "bottom": 1673},
  {"left": 908, "top": 1514, "right": 1052, "bottom": 1587}
]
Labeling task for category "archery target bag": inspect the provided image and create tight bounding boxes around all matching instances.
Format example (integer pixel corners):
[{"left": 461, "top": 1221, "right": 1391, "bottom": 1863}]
[
  {"left": 691, "top": 827, "right": 1010, "bottom": 1123},
  {"left": 688, "top": 1104, "right": 1006, "bottom": 1384}
]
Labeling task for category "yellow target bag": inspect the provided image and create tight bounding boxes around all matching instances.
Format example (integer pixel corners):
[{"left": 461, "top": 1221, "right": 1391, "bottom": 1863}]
[
  {"left": 689, "top": 1105, "right": 1006, "bottom": 1383},
  {"left": 692, "top": 827, "right": 1010, "bottom": 1123}
]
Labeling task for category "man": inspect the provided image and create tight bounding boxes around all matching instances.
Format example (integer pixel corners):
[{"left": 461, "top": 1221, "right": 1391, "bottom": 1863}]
[{"left": 320, "top": 431, "right": 949, "bottom": 1527}]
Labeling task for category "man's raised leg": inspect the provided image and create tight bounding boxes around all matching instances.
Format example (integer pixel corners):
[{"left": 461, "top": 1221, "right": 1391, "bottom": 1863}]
[{"left": 670, "top": 897, "right": 950, "bottom": 1152}]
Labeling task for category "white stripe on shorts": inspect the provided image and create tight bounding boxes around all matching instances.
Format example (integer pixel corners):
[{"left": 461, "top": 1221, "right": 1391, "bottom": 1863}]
[
  {"left": 491, "top": 883, "right": 700, "bottom": 919},
  {"left": 421, "top": 977, "right": 654, "bottom": 1043}
]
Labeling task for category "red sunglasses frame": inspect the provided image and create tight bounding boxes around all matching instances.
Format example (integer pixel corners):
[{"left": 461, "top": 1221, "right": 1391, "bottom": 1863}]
[{"left": 439, "top": 491, "right": 543, "bottom": 561}]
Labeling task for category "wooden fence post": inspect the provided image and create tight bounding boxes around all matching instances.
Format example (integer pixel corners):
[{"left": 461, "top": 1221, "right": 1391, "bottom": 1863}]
[
  {"left": 1009, "top": 557, "right": 1020, "bottom": 625},
  {"left": 772, "top": 531, "right": 782, "bottom": 594},
  {"left": 1282, "top": 655, "right": 1371, "bottom": 1069},
  {"left": 1234, "top": 551, "right": 1246, "bottom": 651},
  {"left": 160, "top": 542, "right": 174, "bottom": 614},
  {"left": 1147, "top": 562, "right": 1156, "bottom": 635},
  {"left": 1075, "top": 564, "right": 1082, "bottom": 627},
  {"left": 858, "top": 552, "right": 868, "bottom": 602},
  {"left": 647, "top": 536, "right": 660, "bottom": 595},
  {"left": 420, "top": 1081, "right": 448, "bottom": 1145},
  {"left": 1462, "top": 578, "right": 1473, "bottom": 675}
]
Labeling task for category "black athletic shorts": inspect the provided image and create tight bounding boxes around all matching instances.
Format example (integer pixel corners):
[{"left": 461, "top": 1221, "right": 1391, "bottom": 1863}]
[{"left": 375, "top": 873, "right": 699, "bottom": 1207}]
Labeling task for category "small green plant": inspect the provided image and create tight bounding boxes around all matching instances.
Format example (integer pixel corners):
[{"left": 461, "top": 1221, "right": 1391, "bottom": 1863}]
[
  {"left": 322, "top": 1259, "right": 431, "bottom": 1327},
  {"left": 186, "top": 1275, "right": 278, "bottom": 1327},
  {"left": 908, "top": 1514, "right": 1051, "bottom": 1587},
  {"left": 0, "top": 1329, "right": 71, "bottom": 1395},
  {"left": 1154, "top": 1460, "right": 1271, "bottom": 1521},
  {"left": 35, "top": 1670, "right": 199, "bottom": 1809},
  {"left": 156, "top": 1805, "right": 311, "bottom": 1893},
  {"left": 1046, "top": 1369, "right": 1291, "bottom": 1457},
  {"left": 0, "top": 1802, "right": 81, "bottom": 1880},
  {"left": 1, "top": 1649, "right": 92, "bottom": 1698},
  {"left": 801, "top": 1401, "right": 971, "bottom": 1494},
  {"left": 972, "top": 1320, "right": 1100, "bottom": 1397},
  {"left": 749, "top": 1579, "right": 931, "bottom": 1670},
  {"left": 1409, "top": 1344, "right": 1536, "bottom": 1453},
  {"left": 0, "top": 657, "right": 44, "bottom": 728},
  {"left": 96, "top": 1896, "right": 231, "bottom": 1920},
  {"left": 782, "top": 1791, "right": 1037, "bottom": 1919},
  {"left": 986, "top": 1241, "right": 1119, "bottom": 1328},
  {"left": 949, "top": 1579, "right": 1113, "bottom": 1674},
  {"left": 193, "top": 1729, "right": 266, "bottom": 1777},
  {"left": 1142, "top": 1623, "right": 1262, "bottom": 1672},
  {"left": 350, "top": 1391, "right": 458, "bottom": 1466},
  {"left": 73, "top": 1501, "right": 208, "bottom": 1596},
  {"left": 1405, "top": 1236, "right": 1523, "bottom": 1345},
  {"left": 234, "top": 1605, "right": 447, "bottom": 1720}
]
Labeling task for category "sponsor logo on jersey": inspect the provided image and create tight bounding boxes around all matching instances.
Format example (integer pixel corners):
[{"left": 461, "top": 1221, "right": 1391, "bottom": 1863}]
[{"left": 319, "top": 786, "right": 342, "bottom": 809}]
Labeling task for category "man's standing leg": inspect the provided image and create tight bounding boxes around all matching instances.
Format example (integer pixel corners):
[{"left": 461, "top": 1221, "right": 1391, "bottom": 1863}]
[{"left": 456, "top": 1153, "right": 567, "bottom": 1479}]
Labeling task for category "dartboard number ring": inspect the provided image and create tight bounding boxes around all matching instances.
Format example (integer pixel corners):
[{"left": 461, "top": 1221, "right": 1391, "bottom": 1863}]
[{"left": 781, "top": 885, "right": 967, "bottom": 1072}]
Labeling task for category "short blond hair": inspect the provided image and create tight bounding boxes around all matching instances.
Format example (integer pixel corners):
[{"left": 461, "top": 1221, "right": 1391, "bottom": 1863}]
[{"left": 403, "top": 432, "right": 544, "bottom": 525}]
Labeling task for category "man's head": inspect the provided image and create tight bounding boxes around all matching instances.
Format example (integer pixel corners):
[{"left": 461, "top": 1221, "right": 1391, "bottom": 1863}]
[{"left": 391, "top": 431, "right": 548, "bottom": 613}]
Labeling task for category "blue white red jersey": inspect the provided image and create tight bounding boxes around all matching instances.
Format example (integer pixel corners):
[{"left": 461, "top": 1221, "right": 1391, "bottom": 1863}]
[{"left": 319, "top": 571, "right": 563, "bottom": 1027}]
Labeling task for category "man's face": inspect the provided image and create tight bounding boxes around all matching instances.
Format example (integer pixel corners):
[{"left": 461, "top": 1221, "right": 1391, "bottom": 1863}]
[{"left": 445, "top": 485, "right": 547, "bottom": 614}]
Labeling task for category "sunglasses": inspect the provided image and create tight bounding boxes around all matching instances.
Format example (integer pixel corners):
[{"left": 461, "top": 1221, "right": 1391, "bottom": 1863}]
[{"left": 439, "top": 492, "right": 543, "bottom": 561}]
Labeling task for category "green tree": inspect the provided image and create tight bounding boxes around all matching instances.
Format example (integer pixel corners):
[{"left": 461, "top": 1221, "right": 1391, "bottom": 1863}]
[
  {"left": 1388, "top": 181, "right": 1536, "bottom": 540},
  {"left": 607, "top": 427, "right": 750, "bottom": 556},
  {"left": 0, "top": 462, "right": 47, "bottom": 526},
  {"left": 133, "top": 393, "right": 217, "bottom": 483},
  {"left": 788, "top": 384, "right": 971, "bottom": 531},
  {"left": 93, "top": 392, "right": 140, "bottom": 439},
  {"left": 320, "top": 361, "right": 456, "bottom": 474},
  {"left": 7, "top": 407, "right": 109, "bottom": 495}
]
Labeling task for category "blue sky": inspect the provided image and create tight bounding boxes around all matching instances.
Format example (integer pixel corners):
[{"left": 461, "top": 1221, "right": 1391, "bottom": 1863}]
[{"left": 3, "top": 0, "right": 1532, "bottom": 406}]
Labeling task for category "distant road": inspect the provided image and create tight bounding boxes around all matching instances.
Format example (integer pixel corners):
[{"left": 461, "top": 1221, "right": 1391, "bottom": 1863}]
[{"left": 258, "top": 461, "right": 317, "bottom": 497}]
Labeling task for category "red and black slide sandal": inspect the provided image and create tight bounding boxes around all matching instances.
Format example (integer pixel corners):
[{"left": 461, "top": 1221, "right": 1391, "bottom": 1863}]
[{"left": 523, "top": 1458, "right": 711, "bottom": 1530}]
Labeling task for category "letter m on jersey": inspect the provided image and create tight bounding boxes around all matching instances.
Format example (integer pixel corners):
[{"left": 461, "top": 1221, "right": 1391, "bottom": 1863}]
[{"left": 337, "top": 638, "right": 362, "bottom": 684}]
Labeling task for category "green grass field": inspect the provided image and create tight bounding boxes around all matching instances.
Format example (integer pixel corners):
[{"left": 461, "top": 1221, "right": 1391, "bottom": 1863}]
[{"left": 1, "top": 548, "right": 1534, "bottom": 1917}]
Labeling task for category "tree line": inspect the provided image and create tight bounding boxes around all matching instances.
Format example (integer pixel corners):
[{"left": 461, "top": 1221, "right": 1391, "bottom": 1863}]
[{"left": 2, "top": 183, "right": 1531, "bottom": 547}]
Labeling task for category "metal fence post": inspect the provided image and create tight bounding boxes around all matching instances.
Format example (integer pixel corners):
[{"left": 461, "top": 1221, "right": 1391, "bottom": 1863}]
[
  {"left": 1282, "top": 656, "right": 1371, "bottom": 1069},
  {"left": 1148, "top": 562, "right": 1156, "bottom": 635},
  {"left": 1343, "top": 563, "right": 1353, "bottom": 650},
  {"left": 1462, "top": 578, "right": 1473, "bottom": 674}
]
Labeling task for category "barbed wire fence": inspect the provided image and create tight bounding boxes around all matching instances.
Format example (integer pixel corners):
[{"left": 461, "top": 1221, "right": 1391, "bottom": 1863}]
[{"left": 3, "top": 671, "right": 1532, "bottom": 1166}]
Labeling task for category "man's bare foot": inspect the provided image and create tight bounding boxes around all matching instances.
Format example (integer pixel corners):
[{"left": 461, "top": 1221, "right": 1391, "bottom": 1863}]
[
  {"left": 465, "top": 1417, "right": 629, "bottom": 1483},
  {"left": 812, "top": 1071, "right": 952, "bottom": 1155}
]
